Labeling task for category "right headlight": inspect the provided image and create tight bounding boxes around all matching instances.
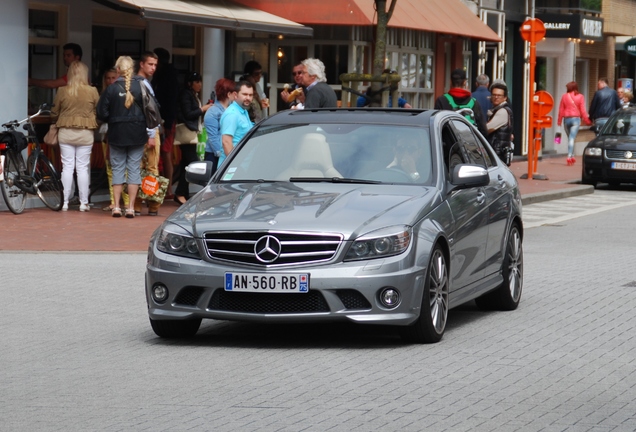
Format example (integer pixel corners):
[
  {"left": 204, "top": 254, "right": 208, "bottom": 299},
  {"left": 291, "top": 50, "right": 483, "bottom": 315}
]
[
  {"left": 344, "top": 226, "right": 412, "bottom": 261},
  {"left": 584, "top": 147, "right": 602, "bottom": 156},
  {"left": 156, "top": 224, "right": 200, "bottom": 259}
]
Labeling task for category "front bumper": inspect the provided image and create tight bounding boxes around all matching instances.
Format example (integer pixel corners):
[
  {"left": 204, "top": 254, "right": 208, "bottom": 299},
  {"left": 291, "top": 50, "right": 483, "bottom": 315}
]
[
  {"left": 583, "top": 157, "right": 636, "bottom": 183},
  {"left": 146, "top": 246, "right": 428, "bottom": 326}
]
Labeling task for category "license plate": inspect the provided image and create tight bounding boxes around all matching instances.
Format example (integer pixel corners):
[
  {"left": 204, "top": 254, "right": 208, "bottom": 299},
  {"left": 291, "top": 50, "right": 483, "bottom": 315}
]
[
  {"left": 225, "top": 272, "right": 309, "bottom": 293},
  {"left": 611, "top": 162, "right": 636, "bottom": 171}
]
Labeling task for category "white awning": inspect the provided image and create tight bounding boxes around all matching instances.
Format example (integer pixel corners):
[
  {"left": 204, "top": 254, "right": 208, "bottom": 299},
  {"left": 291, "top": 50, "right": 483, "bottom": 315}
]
[{"left": 98, "top": 0, "right": 313, "bottom": 36}]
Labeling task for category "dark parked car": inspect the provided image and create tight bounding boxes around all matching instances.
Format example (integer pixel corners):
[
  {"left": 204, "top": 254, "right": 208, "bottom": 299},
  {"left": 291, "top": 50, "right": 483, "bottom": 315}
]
[
  {"left": 583, "top": 107, "right": 636, "bottom": 187},
  {"left": 145, "top": 108, "right": 524, "bottom": 343}
]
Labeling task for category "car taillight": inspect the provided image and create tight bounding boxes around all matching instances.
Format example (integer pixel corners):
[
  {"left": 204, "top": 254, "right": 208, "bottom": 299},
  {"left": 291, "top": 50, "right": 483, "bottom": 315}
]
[{"left": 0, "top": 143, "right": 7, "bottom": 150}]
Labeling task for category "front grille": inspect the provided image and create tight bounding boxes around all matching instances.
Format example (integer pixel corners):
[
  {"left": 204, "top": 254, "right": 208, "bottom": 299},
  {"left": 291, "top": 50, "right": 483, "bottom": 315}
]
[
  {"left": 336, "top": 289, "right": 372, "bottom": 310},
  {"left": 204, "top": 231, "right": 342, "bottom": 267},
  {"left": 606, "top": 149, "right": 636, "bottom": 160},
  {"left": 174, "top": 287, "right": 205, "bottom": 306},
  {"left": 208, "top": 289, "right": 330, "bottom": 314}
]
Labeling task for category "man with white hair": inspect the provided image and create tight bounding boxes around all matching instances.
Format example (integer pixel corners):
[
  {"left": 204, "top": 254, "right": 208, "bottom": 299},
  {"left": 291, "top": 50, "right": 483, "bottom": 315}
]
[{"left": 300, "top": 58, "right": 338, "bottom": 109}]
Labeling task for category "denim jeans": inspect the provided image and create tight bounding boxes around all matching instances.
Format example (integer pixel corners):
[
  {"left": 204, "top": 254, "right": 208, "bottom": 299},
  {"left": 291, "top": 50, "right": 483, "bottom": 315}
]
[{"left": 563, "top": 117, "right": 581, "bottom": 157}]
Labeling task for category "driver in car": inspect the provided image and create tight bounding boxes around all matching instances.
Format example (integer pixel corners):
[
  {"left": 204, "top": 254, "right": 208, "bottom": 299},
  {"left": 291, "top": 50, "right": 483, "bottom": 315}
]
[{"left": 387, "top": 137, "right": 423, "bottom": 181}]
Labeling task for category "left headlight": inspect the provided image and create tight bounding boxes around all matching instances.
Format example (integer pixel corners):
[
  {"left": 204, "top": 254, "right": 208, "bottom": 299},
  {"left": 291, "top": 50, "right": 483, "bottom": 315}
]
[
  {"left": 156, "top": 224, "right": 200, "bottom": 259},
  {"left": 344, "top": 226, "right": 412, "bottom": 261},
  {"left": 584, "top": 147, "right": 602, "bottom": 156}
]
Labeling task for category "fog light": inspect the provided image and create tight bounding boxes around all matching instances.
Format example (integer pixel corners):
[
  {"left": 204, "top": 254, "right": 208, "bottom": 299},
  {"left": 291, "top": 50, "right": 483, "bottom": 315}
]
[
  {"left": 152, "top": 284, "right": 169, "bottom": 303},
  {"left": 379, "top": 287, "right": 400, "bottom": 308}
]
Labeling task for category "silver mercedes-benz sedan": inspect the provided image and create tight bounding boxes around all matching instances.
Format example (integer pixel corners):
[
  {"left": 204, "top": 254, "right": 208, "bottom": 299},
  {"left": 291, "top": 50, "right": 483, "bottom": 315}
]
[{"left": 146, "top": 108, "right": 523, "bottom": 343}]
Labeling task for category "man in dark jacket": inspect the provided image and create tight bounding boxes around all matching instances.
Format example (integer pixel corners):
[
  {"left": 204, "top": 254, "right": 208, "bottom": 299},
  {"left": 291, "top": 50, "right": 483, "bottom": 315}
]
[
  {"left": 486, "top": 82, "right": 514, "bottom": 165},
  {"left": 588, "top": 78, "right": 622, "bottom": 129},
  {"left": 435, "top": 68, "right": 488, "bottom": 138},
  {"left": 152, "top": 47, "right": 179, "bottom": 198}
]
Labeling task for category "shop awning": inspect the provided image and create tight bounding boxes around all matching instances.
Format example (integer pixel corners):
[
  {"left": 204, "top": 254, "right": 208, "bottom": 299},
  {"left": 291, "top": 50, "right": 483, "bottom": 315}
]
[
  {"left": 96, "top": 0, "right": 313, "bottom": 36},
  {"left": 234, "top": 0, "right": 500, "bottom": 42}
]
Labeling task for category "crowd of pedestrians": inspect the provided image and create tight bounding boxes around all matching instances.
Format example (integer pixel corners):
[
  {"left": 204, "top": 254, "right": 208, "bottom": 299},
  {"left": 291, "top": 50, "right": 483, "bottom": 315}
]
[{"left": 28, "top": 40, "right": 633, "bottom": 219}]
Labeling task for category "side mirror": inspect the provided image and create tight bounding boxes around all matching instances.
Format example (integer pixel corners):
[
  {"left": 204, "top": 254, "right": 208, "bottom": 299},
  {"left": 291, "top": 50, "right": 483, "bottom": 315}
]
[
  {"left": 451, "top": 164, "right": 489, "bottom": 189},
  {"left": 185, "top": 161, "right": 214, "bottom": 186}
]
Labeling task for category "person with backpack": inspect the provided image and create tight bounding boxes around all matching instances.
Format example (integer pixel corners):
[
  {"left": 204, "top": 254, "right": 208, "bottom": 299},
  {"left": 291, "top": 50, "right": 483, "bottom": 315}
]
[{"left": 434, "top": 68, "right": 488, "bottom": 138}]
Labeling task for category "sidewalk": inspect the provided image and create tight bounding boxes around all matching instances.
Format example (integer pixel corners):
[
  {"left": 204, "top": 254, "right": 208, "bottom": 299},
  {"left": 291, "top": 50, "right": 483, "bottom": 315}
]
[{"left": 1, "top": 155, "right": 590, "bottom": 252}]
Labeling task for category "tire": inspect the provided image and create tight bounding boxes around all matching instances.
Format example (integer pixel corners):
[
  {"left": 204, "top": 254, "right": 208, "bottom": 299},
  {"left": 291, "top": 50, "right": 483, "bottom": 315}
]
[
  {"left": 150, "top": 318, "right": 202, "bottom": 338},
  {"left": 400, "top": 246, "right": 449, "bottom": 344},
  {"left": 1, "top": 152, "right": 27, "bottom": 214},
  {"left": 29, "top": 153, "right": 63, "bottom": 211},
  {"left": 475, "top": 224, "right": 523, "bottom": 311}
]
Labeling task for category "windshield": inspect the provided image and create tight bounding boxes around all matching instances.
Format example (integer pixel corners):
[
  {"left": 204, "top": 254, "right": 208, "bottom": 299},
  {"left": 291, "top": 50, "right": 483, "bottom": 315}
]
[
  {"left": 600, "top": 111, "right": 636, "bottom": 136},
  {"left": 218, "top": 123, "right": 433, "bottom": 185}
]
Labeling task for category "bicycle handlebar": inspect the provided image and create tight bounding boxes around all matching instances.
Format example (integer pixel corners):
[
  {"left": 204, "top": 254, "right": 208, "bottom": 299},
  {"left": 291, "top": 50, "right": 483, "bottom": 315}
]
[{"left": 2, "top": 104, "right": 52, "bottom": 130}]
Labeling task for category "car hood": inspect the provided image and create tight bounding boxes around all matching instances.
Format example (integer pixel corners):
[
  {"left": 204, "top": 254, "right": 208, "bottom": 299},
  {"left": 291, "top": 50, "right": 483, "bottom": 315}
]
[
  {"left": 169, "top": 182, "right": 439, "bottom": 239},
  {"left": 590, "top": 135, "right": 636, "bottom": 149}
]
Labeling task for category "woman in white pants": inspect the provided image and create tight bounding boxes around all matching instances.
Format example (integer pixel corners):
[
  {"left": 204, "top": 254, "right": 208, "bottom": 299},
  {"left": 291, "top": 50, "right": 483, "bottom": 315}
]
[{"left": 51, "top": 61, "right": 99, "bottom": 211}]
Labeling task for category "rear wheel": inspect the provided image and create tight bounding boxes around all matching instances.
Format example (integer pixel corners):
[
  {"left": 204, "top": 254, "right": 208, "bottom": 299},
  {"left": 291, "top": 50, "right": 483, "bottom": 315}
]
[
  {"left": 400, "top": 246, "right": 449, "bottom": 344},
  {"left": 1, "top": 152, "right": 27, "bottom": 214},
  {"left": 476, "top": 224, "right": 523, "bottom": 311},
  {"left": 150, "top": 318, "right": 202, "bottom": 338},
  {"left": 29, "top": 153, "right": 63, "bottom": 211}
]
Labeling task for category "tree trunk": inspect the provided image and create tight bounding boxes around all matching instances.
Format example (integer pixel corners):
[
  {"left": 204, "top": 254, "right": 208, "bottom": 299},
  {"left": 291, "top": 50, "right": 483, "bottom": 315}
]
[{"left": 370, "top": 0, "right": 397, "bottom": 106}]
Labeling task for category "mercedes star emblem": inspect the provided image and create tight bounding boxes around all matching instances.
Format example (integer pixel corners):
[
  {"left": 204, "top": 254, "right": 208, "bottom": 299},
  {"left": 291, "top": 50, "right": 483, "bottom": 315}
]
[{"left": 254, "top": 235, "right": 282, "bottom": 263}]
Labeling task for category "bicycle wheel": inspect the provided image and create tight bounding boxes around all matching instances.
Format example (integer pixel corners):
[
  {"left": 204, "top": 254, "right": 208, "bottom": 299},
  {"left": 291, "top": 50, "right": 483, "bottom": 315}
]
[
  {"left": 29, "top": 152, "right": 63, "bottom": 211},
  {"left": 1, "top": 151, "right": 27, "bottom": 214}
]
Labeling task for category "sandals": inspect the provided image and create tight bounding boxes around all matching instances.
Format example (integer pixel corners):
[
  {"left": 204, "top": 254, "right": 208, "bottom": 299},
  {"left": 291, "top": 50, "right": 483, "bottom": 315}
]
[
  {"left": 125, "top": 208, "right": 135, "bottom": 219},
  {"left": 111, "top": 207, "right": 122, "bottom": 218},
  {"left": 102, "top": 204, "right": 114, "bottom": 212},
  {"left": 174, "top": 196, "right": 187, "bottom": 205}
]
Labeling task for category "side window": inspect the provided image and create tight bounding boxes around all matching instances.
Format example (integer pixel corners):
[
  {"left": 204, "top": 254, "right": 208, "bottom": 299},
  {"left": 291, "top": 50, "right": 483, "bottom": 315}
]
[
  {"left": 441, "top": 122, "right": 464, "bottom": 177},
  {"left": 451, "top": 120, "right": 495, "bottom": 167}
]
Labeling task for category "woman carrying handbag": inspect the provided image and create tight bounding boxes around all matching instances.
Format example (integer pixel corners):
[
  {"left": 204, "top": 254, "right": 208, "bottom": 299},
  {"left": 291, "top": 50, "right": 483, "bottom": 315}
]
[
  {"left": 173, "top": 72, "right": 212, "bottom": 205},
  {"left": 557, "top": 81, "right": 592, "bottom": 166}
]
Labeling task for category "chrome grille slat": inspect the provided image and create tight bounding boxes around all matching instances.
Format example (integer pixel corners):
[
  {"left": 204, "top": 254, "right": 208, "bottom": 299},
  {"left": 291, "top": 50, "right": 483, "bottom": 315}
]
[
  {"left": 605, "top": 149, "right": 636, "bottom": 160},
  {"left": 204, "top": 231, "right": 343, "bottom": 267}
]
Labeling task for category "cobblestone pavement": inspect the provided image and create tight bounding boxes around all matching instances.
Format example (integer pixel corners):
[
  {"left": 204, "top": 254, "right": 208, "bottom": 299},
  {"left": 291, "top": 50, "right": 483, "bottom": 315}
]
[{"left": 3, "top": 202, "right": 636, "bottom": 431}]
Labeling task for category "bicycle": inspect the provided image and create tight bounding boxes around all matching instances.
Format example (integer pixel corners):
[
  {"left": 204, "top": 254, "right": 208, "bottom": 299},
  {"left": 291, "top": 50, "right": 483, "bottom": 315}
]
[{"left": 0, "top": 104, "right": 64, "bottom": 214}]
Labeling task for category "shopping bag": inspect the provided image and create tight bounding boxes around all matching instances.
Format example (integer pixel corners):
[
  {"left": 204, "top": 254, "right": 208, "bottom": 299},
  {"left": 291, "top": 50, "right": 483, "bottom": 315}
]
[{"left": 137, "top": 169, "right": 169, "bottom": 204}]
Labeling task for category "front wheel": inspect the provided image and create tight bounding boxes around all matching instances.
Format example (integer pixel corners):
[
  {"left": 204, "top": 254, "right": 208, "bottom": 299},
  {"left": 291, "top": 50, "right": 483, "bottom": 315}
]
[
  {"left": 1, "top": 152, "right": 27, "bottom": 214},
  {"left": 150, "top": 318, "right": 202, "bottom": 338},
  {"left": 400, "top": 246, "right": 449, "bottom": 344},
  {"left": 476, "top": 224, "right": 523, "bottom": 311},
  {"left": 29, "top": 153, "right": 63, "bottom": 211}
]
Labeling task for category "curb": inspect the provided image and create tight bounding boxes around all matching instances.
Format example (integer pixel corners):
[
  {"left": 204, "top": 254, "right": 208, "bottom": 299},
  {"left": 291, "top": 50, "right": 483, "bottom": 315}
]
[{"left": 521, "top": 183, "right": 594, "bottom": 205}]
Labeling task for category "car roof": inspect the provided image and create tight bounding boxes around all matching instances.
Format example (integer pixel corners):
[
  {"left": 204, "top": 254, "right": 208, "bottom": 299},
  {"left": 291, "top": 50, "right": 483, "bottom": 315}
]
[{"left": 261, "top": 108, "right": 447, "bottom": 127}]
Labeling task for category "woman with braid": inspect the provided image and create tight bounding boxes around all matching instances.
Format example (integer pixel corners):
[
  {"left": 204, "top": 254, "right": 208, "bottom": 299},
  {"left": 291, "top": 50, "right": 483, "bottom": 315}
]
[{"left": 97, "top": 56, "right": 148, "bottom": 218}]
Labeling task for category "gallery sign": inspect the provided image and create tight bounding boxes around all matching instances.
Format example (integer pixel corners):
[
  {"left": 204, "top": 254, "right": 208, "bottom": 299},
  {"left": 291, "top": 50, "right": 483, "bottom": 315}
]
[
  {"left": 624, "top": 38, "right": 636, "bottom": 57},
  {"left": 536, "top": 13, "right": 603, "bottom": 42}
]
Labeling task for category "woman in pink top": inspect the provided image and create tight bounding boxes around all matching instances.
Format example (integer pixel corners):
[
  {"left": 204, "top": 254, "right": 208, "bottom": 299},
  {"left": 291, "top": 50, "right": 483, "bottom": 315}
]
[{"left": 557, "top": 81, "right": 592, "bottom": 165}]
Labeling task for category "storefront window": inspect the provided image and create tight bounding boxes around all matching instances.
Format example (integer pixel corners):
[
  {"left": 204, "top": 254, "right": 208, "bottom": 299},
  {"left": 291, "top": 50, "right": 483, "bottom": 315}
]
[
  {"left": 419, "top": 55, "right": 433, "bottom": 89},
  {"left": 173, "top": 25, "right": 195, "bottom": 49},
  {"left": 401, "top": 53, "right": 417, "bottom": 88},
  {"left": 29, "top": 9, "right": 58, "bottom": 39},
  {"left": 315, "top": 44, "right": 349, "bottom": 84},
  {"left": 28, "top": 6, "right": 65, "bottom": 112}
]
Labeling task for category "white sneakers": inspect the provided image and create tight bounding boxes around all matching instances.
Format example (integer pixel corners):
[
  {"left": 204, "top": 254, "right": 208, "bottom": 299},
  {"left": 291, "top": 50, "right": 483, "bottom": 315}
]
[{"left": 62, "top": 202, "right": 90, "bottom": 211}]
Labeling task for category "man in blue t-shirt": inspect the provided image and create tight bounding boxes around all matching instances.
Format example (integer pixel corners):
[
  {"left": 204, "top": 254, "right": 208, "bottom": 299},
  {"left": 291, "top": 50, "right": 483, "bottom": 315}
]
[{"left": 219, "top": 80, "right": 255, "bottom": 165}]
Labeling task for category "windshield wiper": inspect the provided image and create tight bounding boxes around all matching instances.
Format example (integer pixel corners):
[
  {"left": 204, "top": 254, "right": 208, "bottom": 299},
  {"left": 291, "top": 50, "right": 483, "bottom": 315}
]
[{"left": 289, "top": 177, "right": 381, "bottom": 184}]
